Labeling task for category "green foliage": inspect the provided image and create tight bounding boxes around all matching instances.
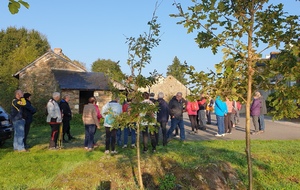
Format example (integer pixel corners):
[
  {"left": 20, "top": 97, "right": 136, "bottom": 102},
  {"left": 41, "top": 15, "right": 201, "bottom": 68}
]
[
  {"left": 115, "top": 5, "right": 161, "bottom": 131},
  {"left": 158, "top": 173, "right": 176, "bottom": 190},
  {"left": 171, "top": 2, "right": 300, "bottom": 189},
  {"left": 171, "top": 1, "right": 300, "bottom": 116},
  {"left": 91, "top": 59, "right": 125, "bottom": 82},
  {"left": 0, "top": 27, "right": 50, "bottom": 111},
  {"left": 8, "top": 0, "right": 29, "bottom": 14},
  {"left": 166, "top": 56, "right": 188, "bottom": 85}
]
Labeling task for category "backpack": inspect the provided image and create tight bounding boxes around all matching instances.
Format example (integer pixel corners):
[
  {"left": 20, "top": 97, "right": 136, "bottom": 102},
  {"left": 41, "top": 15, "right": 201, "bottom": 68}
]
[
  {"left": 191, "top": 102, "right": 198, "bottom": 111},
  {"left": 237, "top": 102, "right": 242, "bottom": 110},
  {"left": 105, "top": 113, "right": 114, "bottom": 125}
]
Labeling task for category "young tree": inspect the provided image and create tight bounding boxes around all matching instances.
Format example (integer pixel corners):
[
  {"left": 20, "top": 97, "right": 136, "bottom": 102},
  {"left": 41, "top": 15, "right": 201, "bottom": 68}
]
[
  {"left": 91, "top": 59, "right": 125, "bottom": 82},
  {"left": 108, "top": 3, "right": 162, "bottom": 189},
  {"left": 166, "top": 56, "right": 187, "bottom": 85},
  {"left": 171, "top": 1, "right": 300, "bottom": 189}
]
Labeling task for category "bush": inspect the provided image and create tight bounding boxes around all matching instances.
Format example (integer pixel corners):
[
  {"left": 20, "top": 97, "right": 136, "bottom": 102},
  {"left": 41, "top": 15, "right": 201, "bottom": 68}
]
[{"left": 158, "top": 173, "right": 176, "bottom": 190}]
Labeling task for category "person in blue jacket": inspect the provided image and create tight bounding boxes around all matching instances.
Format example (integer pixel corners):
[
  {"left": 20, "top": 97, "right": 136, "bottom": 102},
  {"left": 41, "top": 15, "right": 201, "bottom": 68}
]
[{"left": 214, "top": 95, "right": 228, "bottom": 137}]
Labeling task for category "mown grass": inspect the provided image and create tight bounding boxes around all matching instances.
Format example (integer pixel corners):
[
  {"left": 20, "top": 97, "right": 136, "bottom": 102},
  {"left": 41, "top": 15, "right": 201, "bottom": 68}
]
[{"left": 0, "top": 115, "right": 299, "bottom": 189}]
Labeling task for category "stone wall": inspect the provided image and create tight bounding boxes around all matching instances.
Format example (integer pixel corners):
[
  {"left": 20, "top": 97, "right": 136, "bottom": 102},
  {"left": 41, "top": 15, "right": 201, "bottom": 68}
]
[
  {"left": 139, "top": 75, "right": 190, "bottom": 101},
  {"left": 61, "top": 90, "right": 79, "bottom": 114},
  {"left": 94, "top": 90, "right": 112, "bottom": 111},
  {"left": 18, "top": 53, "right": 83, "bottom": 98}
]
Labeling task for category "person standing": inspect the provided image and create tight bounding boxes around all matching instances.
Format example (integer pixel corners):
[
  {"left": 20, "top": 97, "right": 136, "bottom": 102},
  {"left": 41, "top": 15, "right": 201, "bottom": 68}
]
[
  {"left": 156, "top": 92, "right": 169, "bottom": 146},
  {"left": 214, "top": 96, "right": 228, "bottom": 137},
  {"left": 82, "top": 97, "right": 100, "bottom": 151},
  {"left": 250, "top": 92, "right": 262, "bottom": 135},
  {"left": 232, "top": 100, "right": 241, "bottom": 127},
  {"left": 22, "top": 93, "right": 36, "bottom": 149},
  {"left": 140, "top": 92, "right": 157, "bottom": 153},
  {"left": 166, "top": 92, "right": 186, "bottom": 142},
  {"left": 122, "top": 99, "right": 136, "bottom": 148},
  {"left": 206, "top": 97, "right": 214, "bottom": 124},
  {"left": 257, "top": 92, "right": 267, "bottom": 133},
  {"left": 186, "top": 100, "right": 199, "bottom": 134},
  {"left": 197, "top": 95, "right": 207, "bottom": 130},
  {"left": 46, "top": 92, "right": 62, "bottom": 150},
  {"left": 59, "top": 94, "right": 74, "bottom": 142},
  {"left": 11, "top": 90, "right": 27, "bottom": 152},
  {"left": 93, "top": 97, "right": 102, "bottom": 147},
  {"left": 149, "top": 92, "right": 157, "bottom": 103},
  {"left": 101, "top": 95, "right": 122, "bottom": 154},
  {"left": 225, "top": 97, "right": 233, "bottom": 134}
]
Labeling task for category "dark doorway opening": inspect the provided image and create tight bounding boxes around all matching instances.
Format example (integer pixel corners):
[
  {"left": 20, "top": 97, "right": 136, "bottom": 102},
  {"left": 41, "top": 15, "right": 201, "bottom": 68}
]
[{"left": 79, "top": 91, "right": 94, "bottom": 114}]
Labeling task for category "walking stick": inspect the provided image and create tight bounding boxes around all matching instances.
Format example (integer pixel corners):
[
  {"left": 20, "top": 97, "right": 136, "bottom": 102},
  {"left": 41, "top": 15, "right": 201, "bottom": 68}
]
[{"left": 58, "top": 123, "right": 63, "bottom": 149}]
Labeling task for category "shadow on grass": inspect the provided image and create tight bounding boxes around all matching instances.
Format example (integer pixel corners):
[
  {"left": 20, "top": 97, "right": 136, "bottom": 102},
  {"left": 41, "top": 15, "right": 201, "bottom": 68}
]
[{"left": 113, "top": 137, "right": 252, "bottom": 189}]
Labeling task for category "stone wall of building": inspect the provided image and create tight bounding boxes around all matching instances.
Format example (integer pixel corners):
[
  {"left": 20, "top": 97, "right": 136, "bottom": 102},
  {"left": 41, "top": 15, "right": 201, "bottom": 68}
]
[
  {"left": 139, "top": 75, "right": 190, "bottom": 101},
  {"left": 61, "top": 90, "right": 79, "bottom": 114},
  {"left": 18, "top": 53, "right": 83, "bottom": 98},
  {"left": 94, "top": 90, "right": 112, "bottom": 111}
]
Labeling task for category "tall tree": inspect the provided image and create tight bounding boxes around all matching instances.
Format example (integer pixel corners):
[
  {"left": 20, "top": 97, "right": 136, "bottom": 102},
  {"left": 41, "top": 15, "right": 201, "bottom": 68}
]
[
  {"left": 171, "top": 1, "right": 300, "bottom": 189},
  {"left": 91, "top": 59, "right": 125, "bottom": 82},
  {"left": 166, "top": 56, "right": 187, "bottom": 85},
  {"left": 0, "top": 27, "right": 50, "bottom": 110}
]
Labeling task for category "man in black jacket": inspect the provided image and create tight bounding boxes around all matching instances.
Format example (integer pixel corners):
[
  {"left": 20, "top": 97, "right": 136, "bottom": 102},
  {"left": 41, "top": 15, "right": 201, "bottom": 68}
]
[
  {"left": 166, "top": 92, "right": 186, "bottom": 142},
  {"left": 23, "top": 93, "right": 36, "bottom": 148},
  {"left": 59, "top": 94, "right": 74, "bottom": 142},
  {"left": 157, "top": 92, "right": 169, "bottom": 146}
]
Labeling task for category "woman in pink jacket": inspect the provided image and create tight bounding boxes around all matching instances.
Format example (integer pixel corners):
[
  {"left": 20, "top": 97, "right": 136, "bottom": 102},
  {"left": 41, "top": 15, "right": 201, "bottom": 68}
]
[{"left": 186, "top": 101, "right": 199, "bottom": 134}]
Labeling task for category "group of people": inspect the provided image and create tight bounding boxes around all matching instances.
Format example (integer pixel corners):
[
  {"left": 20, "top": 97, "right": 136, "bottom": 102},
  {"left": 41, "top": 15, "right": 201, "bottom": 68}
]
[
  {"left": 100, "top": 91, "right": 184, "bottom": 154},
  {"left": 11, "top": 90, "right": 76, "bottom": 152},
  {"left": 213, "top": 92, "right": 266, "bottom": 137},
  {"left": 186, "top": 94, "right": 242, "bottom": 136},
  {"left": 46, "top": 92, "right": 75, "bottom": 150},
  {"left": 10, "top": 89, "right": 266, "bottom": 153}
]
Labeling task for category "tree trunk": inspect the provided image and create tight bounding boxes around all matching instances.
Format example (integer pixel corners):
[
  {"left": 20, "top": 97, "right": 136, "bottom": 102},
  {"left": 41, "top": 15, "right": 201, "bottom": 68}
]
[
  {"left": 136, "top": 122, "right": 144, "bottom": 190},
  {"left": 246, "top": 5, "right": 255, "bottom": 188},
  {"left": 245, "top": 68, "right": 253, "bottom": 190}
]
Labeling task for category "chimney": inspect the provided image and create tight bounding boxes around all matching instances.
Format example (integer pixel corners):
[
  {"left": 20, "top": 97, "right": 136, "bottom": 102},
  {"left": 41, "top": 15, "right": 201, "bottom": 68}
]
[{"left": 54, "top": 48, "right": 62, "bottom": 55}]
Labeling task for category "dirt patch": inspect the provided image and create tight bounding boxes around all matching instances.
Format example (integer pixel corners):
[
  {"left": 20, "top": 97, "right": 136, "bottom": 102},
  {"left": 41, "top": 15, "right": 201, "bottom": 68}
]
[{"left": 50, "top": 155, "right": 245, "bottom": 190}]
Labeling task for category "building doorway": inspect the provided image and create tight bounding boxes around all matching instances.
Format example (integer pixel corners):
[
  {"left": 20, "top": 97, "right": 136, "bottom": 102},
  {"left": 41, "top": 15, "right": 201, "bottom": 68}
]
[{"left": 79, "top": 91, "right": 94, "bottom": 114}]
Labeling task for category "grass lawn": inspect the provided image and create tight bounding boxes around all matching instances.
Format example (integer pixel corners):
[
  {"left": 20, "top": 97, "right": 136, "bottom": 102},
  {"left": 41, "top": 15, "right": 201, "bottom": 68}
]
[{"left": 1, "top": 115, "right": 299, "bottom": 189}]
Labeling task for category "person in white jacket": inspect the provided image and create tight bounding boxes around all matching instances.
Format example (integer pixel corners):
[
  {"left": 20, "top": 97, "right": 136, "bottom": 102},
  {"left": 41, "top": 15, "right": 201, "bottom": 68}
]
[
  {"left": 101, "top": 96, "right": 122, "bottom": 154},
  {"left": 46, "top": 92, "right": 62, "bottom": 150}
]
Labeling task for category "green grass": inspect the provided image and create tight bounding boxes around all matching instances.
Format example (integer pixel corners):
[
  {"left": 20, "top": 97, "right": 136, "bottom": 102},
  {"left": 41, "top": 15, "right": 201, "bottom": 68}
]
[{"left": 0, "top": 115, "right": 299, "bottom": 189}]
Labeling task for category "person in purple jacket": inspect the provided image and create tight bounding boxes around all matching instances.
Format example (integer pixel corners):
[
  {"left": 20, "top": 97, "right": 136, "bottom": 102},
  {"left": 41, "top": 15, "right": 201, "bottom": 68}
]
[{"left": 250, "top": 92, "right": 262, "bottom": 135}]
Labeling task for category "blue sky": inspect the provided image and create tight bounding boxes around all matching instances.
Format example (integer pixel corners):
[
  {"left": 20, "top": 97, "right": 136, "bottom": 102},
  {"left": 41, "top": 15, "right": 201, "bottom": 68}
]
[{"left": 1, "top": 1, "right": 299, "bottom": 76}]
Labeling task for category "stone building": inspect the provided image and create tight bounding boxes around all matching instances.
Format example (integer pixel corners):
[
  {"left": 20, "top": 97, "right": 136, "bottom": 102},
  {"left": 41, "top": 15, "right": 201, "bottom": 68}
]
[
  {"left": 138, "top": 75, "right": 190, "bottom": 101},
  {"left": 13, "top": 48, "right": 123, "bottom": 114}
]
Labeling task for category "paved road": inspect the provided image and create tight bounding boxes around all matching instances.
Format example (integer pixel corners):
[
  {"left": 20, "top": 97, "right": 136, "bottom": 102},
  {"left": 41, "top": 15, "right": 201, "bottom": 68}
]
[{"left": 171, "top": 113, "right": 300, "bottom": 141}]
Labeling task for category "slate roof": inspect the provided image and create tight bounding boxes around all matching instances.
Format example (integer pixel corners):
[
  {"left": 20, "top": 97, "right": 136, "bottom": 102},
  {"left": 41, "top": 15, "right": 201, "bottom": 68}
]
[
  {"left": 13, "top": 50, "right": 86, "bottom": 78},
  {"left": 52, "top": 70, "right": 110, "bottom": 90}
]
